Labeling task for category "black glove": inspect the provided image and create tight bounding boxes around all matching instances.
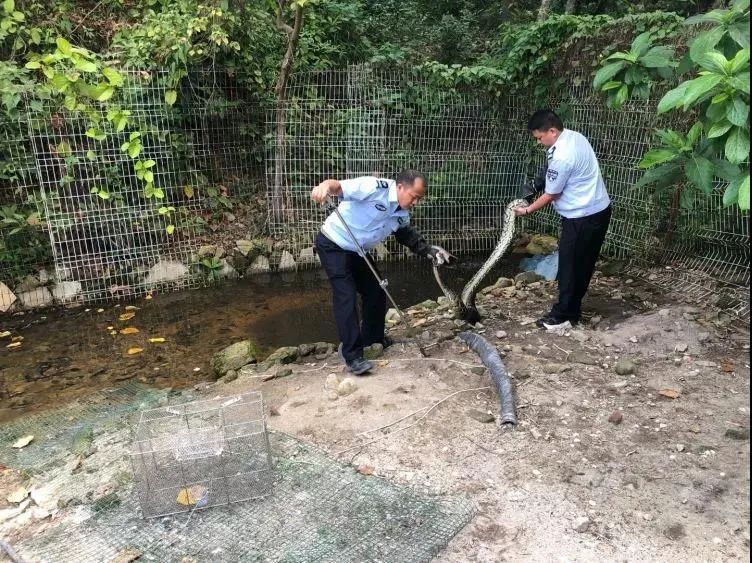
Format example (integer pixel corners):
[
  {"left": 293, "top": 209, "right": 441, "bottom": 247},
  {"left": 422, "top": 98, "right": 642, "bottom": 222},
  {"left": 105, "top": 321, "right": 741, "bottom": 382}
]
[{"left": 521, "top": 163, "right": 547, "bottom": 203}]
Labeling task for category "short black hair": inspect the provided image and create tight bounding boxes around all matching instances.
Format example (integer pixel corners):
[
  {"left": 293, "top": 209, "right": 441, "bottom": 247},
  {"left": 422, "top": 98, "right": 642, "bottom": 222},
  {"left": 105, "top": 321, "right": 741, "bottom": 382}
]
[
  {"left": 396, "top": 169, "right": 428, "bottom": 189},
  {"left": 528, "top": 110, "right": 564, "bottom": 132}
]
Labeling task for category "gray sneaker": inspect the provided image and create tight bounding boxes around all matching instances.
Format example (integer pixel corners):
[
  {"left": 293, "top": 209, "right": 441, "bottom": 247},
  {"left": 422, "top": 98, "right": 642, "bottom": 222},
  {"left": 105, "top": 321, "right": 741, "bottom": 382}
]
[{"left": 338, "top": 343, "right": 373, "bottom": 375}]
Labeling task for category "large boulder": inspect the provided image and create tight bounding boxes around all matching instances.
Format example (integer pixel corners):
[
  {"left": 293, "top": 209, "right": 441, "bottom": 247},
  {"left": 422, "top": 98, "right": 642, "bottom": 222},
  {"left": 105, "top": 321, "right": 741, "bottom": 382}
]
[
  {"left": 52, "top": 281, "right": 82, "bottom": 303},
  {"left": 145, "top": 260, "right": 189, "bottom": 285},
  {"left": 277, "top": 251, "right": 296, "bottom": 271},
  {"left": 17, "top": 287, "right": 53, "bottom": 309},
  {"left": 211, "top": 340, "right": 259, "bottom": 378},
  {"left": 525, "top": 234, "right": 558, "bottom": 255},
  {"left": 247, "top": 256, "right": 271, "bottom": 274},
  {"left": 0, "top": 282, "right": 17, "bottom": 312},
  {"left": 264, "top": 346, "right": 298, "bottom": 364}
]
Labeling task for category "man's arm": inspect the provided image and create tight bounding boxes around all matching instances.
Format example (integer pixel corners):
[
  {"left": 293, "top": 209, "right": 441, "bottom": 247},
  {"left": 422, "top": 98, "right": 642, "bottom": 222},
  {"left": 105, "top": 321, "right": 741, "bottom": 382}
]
[
  {"left": 394, "top": 225, "right": 431, "bottom": 256},
  {"left": 394, "top": 225, "right": 454, "bottom": 264},
  {"left": 311, "top": 179, "right": 343, "bottom": 203}
]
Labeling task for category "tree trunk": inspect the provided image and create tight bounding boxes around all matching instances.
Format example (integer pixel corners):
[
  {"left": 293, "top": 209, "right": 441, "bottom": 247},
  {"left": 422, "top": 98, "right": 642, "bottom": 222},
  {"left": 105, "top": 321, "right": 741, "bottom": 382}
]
[
  {"left": 565, "top": 0, "right": 577, "bottom": 15},
  {"left": 537, "top": 0, "right": 552, "bottom": 21},
  {"left": 272, "top": 1, "right": 304, "bottom": 224}
]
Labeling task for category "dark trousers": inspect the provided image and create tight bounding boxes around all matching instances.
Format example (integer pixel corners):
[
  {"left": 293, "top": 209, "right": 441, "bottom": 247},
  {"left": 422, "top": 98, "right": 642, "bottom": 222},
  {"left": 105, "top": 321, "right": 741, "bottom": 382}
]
[
  {"left": 551, "top": 205, "right": 612, "bottom": 322},
  {"left": 315, "top": 232, "right": 386, "bottom": 363}
]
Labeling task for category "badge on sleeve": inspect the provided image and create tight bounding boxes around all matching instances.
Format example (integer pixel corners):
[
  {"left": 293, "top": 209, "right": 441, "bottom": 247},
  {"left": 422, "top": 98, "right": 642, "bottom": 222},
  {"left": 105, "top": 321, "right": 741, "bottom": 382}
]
[
  {"left": 547, "top": 169, "right": 559, "bottom": 181},
  {"left": 377, "top": 180, "right": 388, "bottom": 190},
  {"left": 375, "top": 203, "right": 387, "bottom": 211}
]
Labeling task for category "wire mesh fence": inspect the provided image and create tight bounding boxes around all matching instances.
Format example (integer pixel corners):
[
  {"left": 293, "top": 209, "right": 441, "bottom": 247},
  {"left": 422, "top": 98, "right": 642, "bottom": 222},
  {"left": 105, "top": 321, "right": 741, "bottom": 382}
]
[
  {"left": 0, "top": 64, "right": 748, "bottom": 320},
  {"left": 267, "top": 65, "right": 749, "bottom": 320}
]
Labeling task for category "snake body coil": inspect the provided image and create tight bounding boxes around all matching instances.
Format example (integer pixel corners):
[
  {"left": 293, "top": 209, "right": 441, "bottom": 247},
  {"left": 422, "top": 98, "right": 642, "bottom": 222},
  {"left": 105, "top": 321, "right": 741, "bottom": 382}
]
[{"left": 433, "top": 199, "right": 527, "bottom": 323}]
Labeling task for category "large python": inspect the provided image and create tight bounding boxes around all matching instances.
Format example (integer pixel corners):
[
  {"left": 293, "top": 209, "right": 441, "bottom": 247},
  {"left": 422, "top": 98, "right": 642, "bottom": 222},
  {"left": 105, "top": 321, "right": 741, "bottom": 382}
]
[{"left": 433, "top": 199, "right": 528, "bottom": 323}]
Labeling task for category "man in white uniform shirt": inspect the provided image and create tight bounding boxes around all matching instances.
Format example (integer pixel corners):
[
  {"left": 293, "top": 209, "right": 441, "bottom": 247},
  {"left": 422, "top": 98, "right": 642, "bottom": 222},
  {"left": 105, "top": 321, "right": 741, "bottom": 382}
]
[
  {"left": 516, "top": 110, "right": 612, "bottom": 329},
  {"left": 311, "top": 170, "right": 452, "bottom": 375}
]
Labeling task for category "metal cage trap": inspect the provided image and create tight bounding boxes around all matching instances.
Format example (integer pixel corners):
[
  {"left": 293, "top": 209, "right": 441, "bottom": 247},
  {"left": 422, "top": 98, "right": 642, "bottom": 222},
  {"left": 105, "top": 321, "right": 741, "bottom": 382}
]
[{"left": 130, "top": 391, "right": 273, "bottom": 518}]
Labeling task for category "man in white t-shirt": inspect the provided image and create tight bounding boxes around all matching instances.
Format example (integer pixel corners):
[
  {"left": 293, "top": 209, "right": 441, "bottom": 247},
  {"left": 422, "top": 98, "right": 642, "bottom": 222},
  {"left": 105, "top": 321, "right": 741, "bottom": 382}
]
[{"left": 515, "top": 110, "right": 612, "bottom": 329}]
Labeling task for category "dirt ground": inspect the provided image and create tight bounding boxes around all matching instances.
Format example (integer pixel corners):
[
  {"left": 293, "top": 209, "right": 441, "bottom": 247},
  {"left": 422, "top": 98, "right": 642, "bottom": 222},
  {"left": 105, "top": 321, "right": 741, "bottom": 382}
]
[
  {"left": 221, "top": 271, "right": 750, "bottom": 562},
  {"left": 0, "top": 269, "right": 749, "bottom": 562}
]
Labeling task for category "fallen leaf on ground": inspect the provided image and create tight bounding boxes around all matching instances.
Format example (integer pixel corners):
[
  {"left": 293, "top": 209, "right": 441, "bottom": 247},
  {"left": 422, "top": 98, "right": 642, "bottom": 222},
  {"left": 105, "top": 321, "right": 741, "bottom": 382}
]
[
  {"left": 119, "top": 327, "right": 140, "bottom": 335},
  {"left": 124, "top": 306, "right": 139, "bottom": 311},
  {"left": 7, "top": 486, "right": 29, "bottom": 504},
  {"left": 0, "top": 331, "right": 10, "bottom": 338},
  {"left": 127, "top": 347, "right": 144, "bottom": 355},
  {"left": 176, "top": 485, "right": 207, "bottom": 506},
  {"left": 12, "top": 435, "right": 34, "bottom": 448},
  {"left": 145, "top": 294, "right": 153, "bottom": 300},
  {"left": 721, "top": 361, "right": 735, "bottom": 373},
  {"left": 356, "top": 464, "right": 374, "bottom": 475},
  {"left": 659, "top": 388, "right": 681, "bottom": 399},
  {"left": 118, "top": 312, "right": 136, "bottom": 321},
  {"left": 148, "top": 337, "right": 166, "bottom": 343},
  {"left": 6, "top": 342, "right": 21, "bottom": 349},
  {"left": 110, "top": 547, "right": 143, "bottom": 563},
  {"left": 107, "top": 326, "right": 114, "bottom": 330}
]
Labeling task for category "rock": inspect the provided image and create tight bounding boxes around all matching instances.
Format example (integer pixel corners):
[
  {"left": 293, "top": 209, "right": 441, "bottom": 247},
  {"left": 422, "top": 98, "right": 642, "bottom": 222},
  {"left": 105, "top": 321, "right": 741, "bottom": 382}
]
[
  {"left": 14, "top": 274, "right": 41, "bottom": 293},
  {"left": 278, "top": 251, "right": 296, "bottom": 271},
  {"left": 467, "top": 408, "right": 495, "bottom": 423},
  {"left": 17, "top": 287, "right": 53, "bottom": 308},
  {"left": 145, "top": 260, "right": 189, "bottom": 285},
  {"left": 614, "top": 359, "right": 637, "bottom": 375},
  {"left": 495, "top": 330, "right": 507, "bottom": 339},
  {"left": 198, "top": 245, "right": 217, "bottom": 258},
  {"left": 274, "top": 367, "right": 293, "bottom": 379},
  {"left": 675, "top": 342, "right": 688, "bottom": 353},
  {"left": 569, "top": 330, "right": 590, "bottom": 343},
  {"left": 573, "top": 516, "right": 591, "bottom": 533},
  {"left": 298, "top": 247, "right": 318, "bottom": 265},
  {"left": 600, "top": 260, "right": 625, "bottom": 276},
  {"left": 337, "top": 378, "right": 358, "bottom": 397},
  {"left": 525, "top": 234, "right": 558, "bottom": 255},
  {"left": 568, "top": 351, "right": 598, "bottom": 366},
  {"left": 0, "top": 282, "right": 17, "bottom": 312},
  {"left": 235, "top": 239, "right": 254, "bottom": 257},
  {"left": 223, "top": 370, "right": 238, "bottom": 383},
  {"left": 325, "top": 373, "right": 339, "bottom": 389},
  {"left": 608, "top": 410, "right": 623, "bottom": 425},
  {"left": 470, "top": 366, "right": 485, "bottom": 376},
  {"left": 248, "top": 256, "right": 271, "bottom": 273},
  {"left": 51, "top": 281, "right": 82, "bottom": 303},
  {"left": 363, "top": 343, "right": 383, "bottom": 360},
  {"left": 514, "top": 271, "right": 544, "bottom": 285},
  {"left": 676, "top": 444, "right": 685, "bottom": 452},
  {"left": 416, "top": 299, "right": 438, "bottom": 310},
  {"left": 217, "top": 259, "right": 238, "bottom": 280},
  {"left": 437, "top": 295, "right": 452, "bottom": 306},
  {"left": 725, "top": 427, "right": 749, "bottom": 441},
  {"left": 385, "top": 308, "right": 400, "bottom": 322},
  {"left": 211, "top": 340, "right": 258, "bottom": 377},
  {"left": 297, "top": 343, "right": 316, "bottom": 357},
  {"left": 495, "top": 277, "right": 514, "bottom": 288},
  {"left": 590, "top": 315, "right": 602, "bottom": 327},
  {"left": 265, "top": 346, "right": 298, "bottom": 364},
  {"left": 314, "top": 342, "right": 334, "bottom": 355}
]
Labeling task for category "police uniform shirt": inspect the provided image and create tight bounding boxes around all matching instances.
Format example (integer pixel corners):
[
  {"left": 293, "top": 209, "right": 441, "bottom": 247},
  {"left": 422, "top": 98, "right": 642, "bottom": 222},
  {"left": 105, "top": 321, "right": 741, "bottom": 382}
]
[
  {"left": 321, "top": 176, "right": 410, "bottom": 254},
  {"left": 544, "top": 128, "right": 611, "bottom": 219}
]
